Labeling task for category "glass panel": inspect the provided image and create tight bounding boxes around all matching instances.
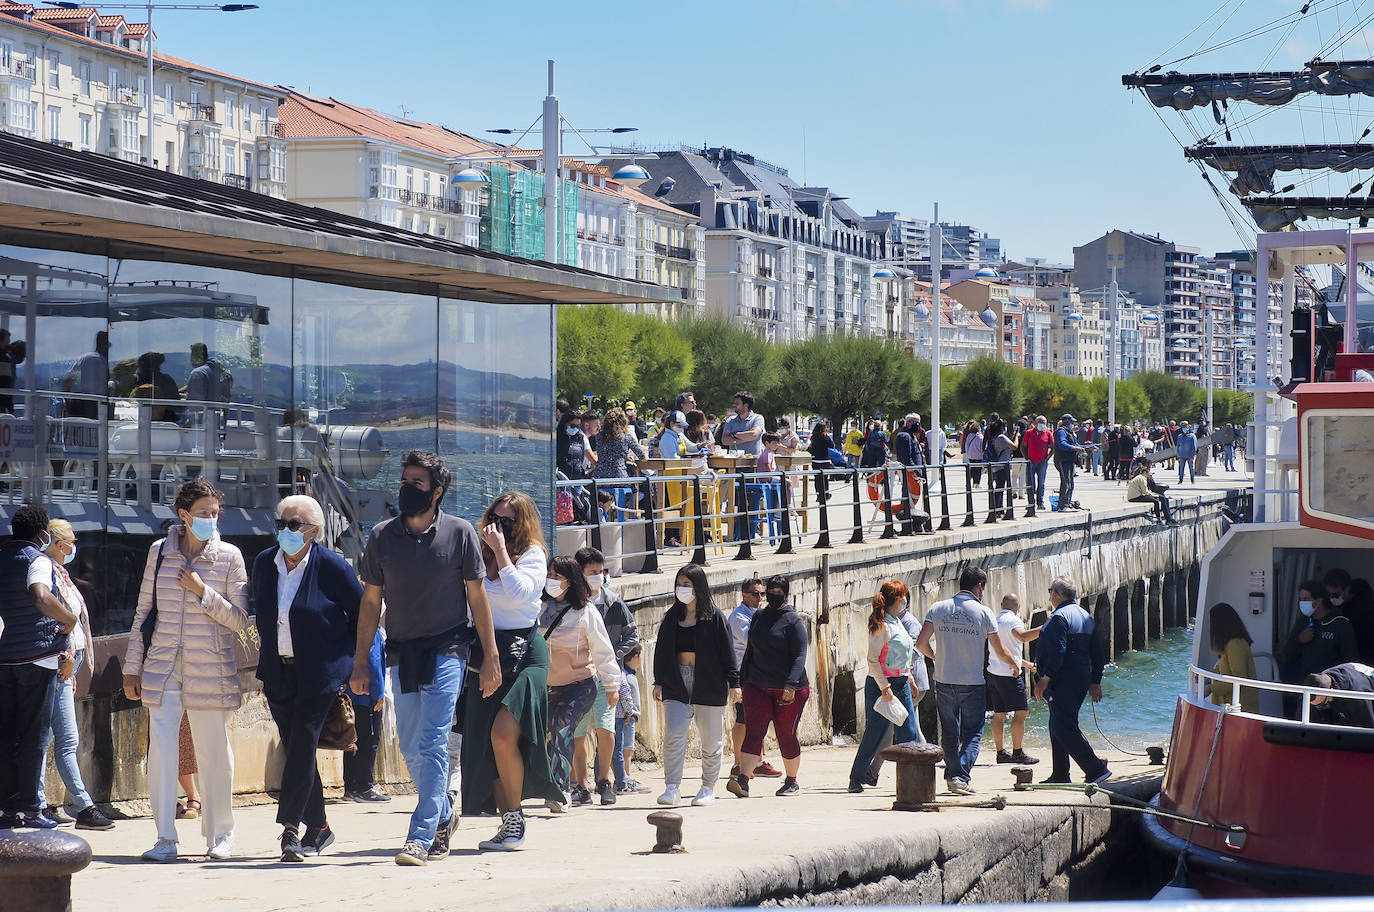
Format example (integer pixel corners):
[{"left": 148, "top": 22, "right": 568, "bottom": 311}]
[
  {"left": 1305, "top": 412, "right": 1374, "bottom": 525},
  {"left": 439, "top": 298, "right": 554, "bottom": 533},
  {"left": 293, "top": 279, "right": 436, "bottom": 558},
  {"left": 105, "top": 256, "right": 292, "bottom": 633},
  {"left": 0, "top": 242, "right": 113, "bottom": 630}
]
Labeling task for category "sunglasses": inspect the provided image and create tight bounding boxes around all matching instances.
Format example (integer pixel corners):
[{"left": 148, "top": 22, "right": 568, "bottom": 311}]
[{"left": 275, "top": 518, "right": 316, "bottom": 532}]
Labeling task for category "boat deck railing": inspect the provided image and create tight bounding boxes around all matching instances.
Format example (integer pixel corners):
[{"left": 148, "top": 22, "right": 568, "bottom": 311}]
[{"left": 1188, "top": 663, "right": 1374, "bottom": 724}]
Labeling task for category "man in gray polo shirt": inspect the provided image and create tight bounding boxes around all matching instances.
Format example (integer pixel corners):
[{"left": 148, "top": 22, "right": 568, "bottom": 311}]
[
  {"left": 351, "top": 450, "right": 499, "bottom": 867},
  {"left": 916, "top": 565, "right": 1016, "bottom": 795},
  {"left": 720, "top": 391, "right": 766, "bottom": 456}
]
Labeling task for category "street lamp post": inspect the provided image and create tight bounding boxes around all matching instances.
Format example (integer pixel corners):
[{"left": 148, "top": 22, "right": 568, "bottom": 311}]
[
  {"left": 931, "top": 203, "right": 943, "bottom": 449},
  {"left": 46, "top": 2, "right": 258, "bottom": 168}
]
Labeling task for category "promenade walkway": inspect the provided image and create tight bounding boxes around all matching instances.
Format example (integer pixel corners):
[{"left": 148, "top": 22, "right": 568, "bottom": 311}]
[{"left": 71, "top": 746, "right": 1163, "bottom": 912}]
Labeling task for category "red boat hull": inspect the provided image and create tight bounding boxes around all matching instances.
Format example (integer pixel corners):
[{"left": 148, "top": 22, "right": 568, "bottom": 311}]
[{"left": 1150, "top": 696, "right": 1374, "bottom": 893}]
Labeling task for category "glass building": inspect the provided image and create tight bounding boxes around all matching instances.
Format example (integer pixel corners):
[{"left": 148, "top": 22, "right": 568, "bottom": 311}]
[{"left": 0, "top": 133, "right": 665, "bottom": 662}]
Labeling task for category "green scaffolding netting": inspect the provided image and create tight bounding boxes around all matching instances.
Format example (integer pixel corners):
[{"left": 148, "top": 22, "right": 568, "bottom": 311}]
[{"left": 479, "top": 165, "right": 579, "bottom": 265}]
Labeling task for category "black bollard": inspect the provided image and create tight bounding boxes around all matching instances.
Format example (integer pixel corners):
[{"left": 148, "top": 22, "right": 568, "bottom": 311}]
[
  {"left": 962, "top": 466, "right": 977, "bottom": 528},
  {"left": 848, "top": 467, "right": 864, "bottom": 545},
  {"left": 936, "top": 464, "right": 951, "bottom": 531},
  {"left": 638, "top": 474, "right": 659, "bottom": 574},
  {"left": 814, "top": 469, "right": 832, "bottom": 549},
  {"left": 646, "top": 810, "right": 686, "bottom": 854},
  {"left": 0, "top": 829, "right": 91, "bottom": 912}
]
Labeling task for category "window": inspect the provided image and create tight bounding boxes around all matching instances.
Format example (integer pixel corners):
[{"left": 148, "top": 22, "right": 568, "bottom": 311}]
[
  {"left": 163, "top": 81, "right": 175, "bottom": 113},
  {"left": 270, "top": 145, "right": 285, "bottom": 183},
  {"left": 78, "top": 59, "right": 91, "bottom": 96},
  {"left": 6, "top": 83, "right": 34, "bottom": 136},
  {"left": 136, "top": 76, "right": 146, "bottom": 105},
  {"left": 120, "top": 108, "right": 140, "bottom": 155},
  {"left": 47, "top": 105, "right": 59, "bottom": 142},
  {"left": 0, "top": 41, "right": 11, "bottom": 69},
  {"left": 223, "top": 94, "right": 236, "bottom": 130},
  {"left": 108, "top": 67, "right": 120, "bottom": 98},
  {"left": 78, "top": 113, "right": 91, "bottom": 150},
  {"left": 47, "top": 52, "right": 59, "bottom": 89},
  {"left": 223, "top": 141, "right": 236, "bottom": 175},
  {"left": 189, "top": 86, "right": 201, "bottom": 106}
]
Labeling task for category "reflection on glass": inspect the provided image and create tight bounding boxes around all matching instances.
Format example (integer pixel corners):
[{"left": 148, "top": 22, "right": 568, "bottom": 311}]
[
  {"left": 1306, "top": 413, "right": 1374, "bottom": 524},
  {"left": 439, "top": 298, "right": 554, "bottom": 529},
  {"left": 294, "top": 279, "right": 437, "bottom": 553}
]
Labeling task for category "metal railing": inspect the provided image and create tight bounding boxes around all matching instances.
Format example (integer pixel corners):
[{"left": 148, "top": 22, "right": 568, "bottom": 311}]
[
  {"left": 556, "top": 456, "right": 1067, "bottom": 572},
  {"left": 188, "top": 103, "right": 216, "bottom": 122},
  {"left": 1187, "top": 664, "right": 1374, "bottom": 725}
]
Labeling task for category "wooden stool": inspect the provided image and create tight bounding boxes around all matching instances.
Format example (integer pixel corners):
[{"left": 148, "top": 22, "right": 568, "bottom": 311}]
[
  {"left": 0, "top": 829, "right": 91, "bottom": 912},
  {"left": 647, "top": 810, "right": 686, "bottom": 853},
  {"left": 878, "top": 742, "right": 946, "bottom": 811}
]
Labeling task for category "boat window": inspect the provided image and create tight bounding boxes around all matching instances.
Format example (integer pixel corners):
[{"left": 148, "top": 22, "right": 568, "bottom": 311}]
[{"left": 1303, "top": 411, "right": 1374, "bottom": 530}]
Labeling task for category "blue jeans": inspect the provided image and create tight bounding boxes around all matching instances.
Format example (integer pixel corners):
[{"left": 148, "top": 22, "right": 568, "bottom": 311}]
[
  {"left": 393, "top": 652, "right": 466, "bottom": 849},
  {"left": 935, "top": 682, "right": 987, "bottom": 783},
  {"left": 36, "top": 656, "right": 94, "bottom": 812},
  {"left": 1223, "top": 445, "right": 1235, "bottom": 471},
  {"left": 1025, "top": 459, "right": 1049, "bottom": 506},
  {"left": 849, "top": 675, "right": 918, "bottom": 784},
  {"left": 613, "top": 713, "right": 637, "bottom": 787},
  {"left": 1046, "top": 675, "right": 1105, "bottom": 781},
  {"left": 1178, "top": 456, "right": 1195, "bottom": 483}
]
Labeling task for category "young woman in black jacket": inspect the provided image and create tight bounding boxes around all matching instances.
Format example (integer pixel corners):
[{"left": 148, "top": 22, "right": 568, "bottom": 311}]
[{"left": 652, "top": 563, "right": 740, "bottom": 808}]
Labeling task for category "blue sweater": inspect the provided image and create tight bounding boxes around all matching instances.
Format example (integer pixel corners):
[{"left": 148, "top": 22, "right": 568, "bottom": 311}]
[{"left": 1037, "top": 601, "right": 1106, "bottom": 688}]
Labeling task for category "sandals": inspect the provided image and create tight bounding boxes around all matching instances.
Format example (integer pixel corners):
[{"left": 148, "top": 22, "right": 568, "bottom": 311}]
[{"left": 176, "top": 799, "right": 202, "bottom": 820}]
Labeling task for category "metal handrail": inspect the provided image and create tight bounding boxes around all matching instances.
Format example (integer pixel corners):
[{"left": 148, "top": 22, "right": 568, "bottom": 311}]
[{"left": 1187, "top": 663, "right": 1374, "bottom": 724}]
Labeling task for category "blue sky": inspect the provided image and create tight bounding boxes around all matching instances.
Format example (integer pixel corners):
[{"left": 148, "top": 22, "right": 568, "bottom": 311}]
[{"left": 149, "top": 0, "right": 1351, "bottom": 264}]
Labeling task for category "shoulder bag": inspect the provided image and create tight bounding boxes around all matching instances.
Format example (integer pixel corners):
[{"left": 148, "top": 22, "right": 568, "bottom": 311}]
[
  {"left": 139, "top": 542, "right": 169, "bottom": 652},
  {"left": 318, "top": 685, "right": 358, "bottom": 753}
]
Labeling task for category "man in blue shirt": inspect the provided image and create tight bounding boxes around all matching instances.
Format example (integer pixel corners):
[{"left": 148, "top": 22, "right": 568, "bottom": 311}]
[
  {"left": 1033, "top": 577, "right": 1109, "bottom": 784},
  {"left": 1175, "top": 423, "right": 1198, "bottom": 484},
  {"left": 1053, "top": 415, "right": 1087, "bottom": 512}
]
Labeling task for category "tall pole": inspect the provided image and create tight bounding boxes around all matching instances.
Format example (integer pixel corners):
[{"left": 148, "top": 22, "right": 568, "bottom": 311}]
[
  {"left": 542, "top": 60, "right": 560, "bottom": 264},
  {"left": 1108, "top": 266, "right": 1119, "bottom": 424},
  {"left": 930, "top": 203, "right": 942, "bottom": 445},
  {"left": 145, "top": 1, "right": 154, "bottom": 165},
  {"left": 1205, "top": 305, "right": 1214, "bottom": 427}
]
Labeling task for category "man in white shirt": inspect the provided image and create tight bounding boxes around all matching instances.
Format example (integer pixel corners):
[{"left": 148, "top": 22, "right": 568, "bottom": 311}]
[{"left": 986, "top": 593, "right": 1041, "bottom": 765}]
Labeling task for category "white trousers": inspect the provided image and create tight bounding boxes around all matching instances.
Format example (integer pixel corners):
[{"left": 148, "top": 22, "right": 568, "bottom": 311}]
[
  {"left": 662, "top": 666, "right": 725, "bottom": 789},
  {"left": 147, "top": 656, "right": 235, "bottom": 849}
]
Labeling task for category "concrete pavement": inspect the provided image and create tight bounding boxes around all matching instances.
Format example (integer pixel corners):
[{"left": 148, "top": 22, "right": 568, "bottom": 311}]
[{"left": 68, "top": 745, "right": 1163, "bottom": 912}]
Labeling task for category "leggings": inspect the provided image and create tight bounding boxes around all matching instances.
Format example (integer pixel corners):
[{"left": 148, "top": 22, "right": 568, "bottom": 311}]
[
  {"left": 546, "top": 677, "right": 598, "bottom": 793},
  {"left": 740, "top": 683, "right": 810, "bottom": 759}
]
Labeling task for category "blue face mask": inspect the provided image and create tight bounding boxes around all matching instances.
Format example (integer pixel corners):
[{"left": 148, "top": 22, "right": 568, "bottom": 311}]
[
  {"left": 566, "top": 426, "right": 581, "bottom": 437},
  {"left": 189, "top": 516, "right": 217, "bottom": 541},
  {"left": 62, "top": 544, "right": 76, "bottom": 566},
  {"left": 278, "top": 528, "right": 306, "bottom": 555}
]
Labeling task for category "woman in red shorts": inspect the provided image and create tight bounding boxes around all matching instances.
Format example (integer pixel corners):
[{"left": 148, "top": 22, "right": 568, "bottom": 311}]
[{"left": 728, "top": 575, "right": 809, "bottom": 798}]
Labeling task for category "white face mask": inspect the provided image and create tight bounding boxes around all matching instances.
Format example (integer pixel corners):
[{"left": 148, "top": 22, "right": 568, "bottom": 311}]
[
  {"left": 1328, "top": 594, "right": 1344, "bottom": 607},
  {"left": 585, "top": 572, "right": 604, "bottom": 594},
  {"left": 674, "top": 585, "right": 695, "bottom": 604},
  {"left": 545, "top": 578, "right": 567, "bottom": 599},
  {"left": 1299, "top": 600, "right": 1315, "bottom": 617}
]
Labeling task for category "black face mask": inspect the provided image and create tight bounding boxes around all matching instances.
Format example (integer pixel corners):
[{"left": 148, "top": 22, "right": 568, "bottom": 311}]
[
  {"left": 398, "top": 483, "right": 436, "bottom": 517},
  {"left": 765, "top": 591, "right": 786, "bottom": 609}
]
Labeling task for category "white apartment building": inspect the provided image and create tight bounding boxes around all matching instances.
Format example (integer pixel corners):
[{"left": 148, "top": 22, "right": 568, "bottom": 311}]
[
  {"left": 614, "top": 147, "right": 888, "bottom": 343},
  {"left": 1040, "top": 286, "right": 1106, "bottom": 378},
  {"left": 0, "top": 2, "right": 285, "bottom": 196}
]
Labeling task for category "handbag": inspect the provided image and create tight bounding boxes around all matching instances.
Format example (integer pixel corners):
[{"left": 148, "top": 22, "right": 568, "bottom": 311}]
[
  {"left": 469, "top": 628, "right": 532, "bottom": 680},
  {"left": 317, "top": 685, "right": 358, "bottom": 753},
  {"left": 139, "top": 542, "right": 169, "bottom": 652}
]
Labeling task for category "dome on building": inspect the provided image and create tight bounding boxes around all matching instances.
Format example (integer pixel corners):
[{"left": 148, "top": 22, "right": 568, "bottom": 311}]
[{"left": 974, "top": 266, "right": 999, "bottom": 278}]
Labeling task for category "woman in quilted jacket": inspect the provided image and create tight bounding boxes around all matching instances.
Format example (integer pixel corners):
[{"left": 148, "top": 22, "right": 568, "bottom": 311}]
[{"left": 123, "top": 477, "right": 250, "bottom": 864}]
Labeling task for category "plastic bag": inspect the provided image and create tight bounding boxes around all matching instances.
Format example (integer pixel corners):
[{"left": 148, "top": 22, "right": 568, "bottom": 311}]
[{"left": 874, "top": 694, "right": 909, "bottom": 727}]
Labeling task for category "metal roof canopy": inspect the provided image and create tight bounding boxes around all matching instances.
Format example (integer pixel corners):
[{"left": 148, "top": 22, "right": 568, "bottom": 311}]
[{"left": 0, "top": 132, "right": 674, "bottom": 307}]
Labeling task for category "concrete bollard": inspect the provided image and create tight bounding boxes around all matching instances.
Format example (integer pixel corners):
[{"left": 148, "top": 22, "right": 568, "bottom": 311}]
[
  {"left": 0, "top": 829, "right": 91, "bottom": 912},
  {"left": 646, "top": 811, "right": 686, "bottom": 854},
  {"left": 878, "top": 741, "right": 946, "bottom": 811},
  {"left": 1146, "top": 746, "right": 1166, "bottom": 766}
]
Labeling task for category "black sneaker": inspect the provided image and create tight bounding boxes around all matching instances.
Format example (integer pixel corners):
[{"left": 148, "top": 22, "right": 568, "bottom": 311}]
[
  {"left": 280, "top": 828, "right": 305, "bottom": 863},
  {"left": 847, "top": 781, "right": 864, "bottom": 793},
  {"left": 302, "top": 824, "right": 335, "bottom": 856},
  {"left": 0, "top": 813, "right": 21, "bottom": 829},
  {"left": 596, "top": 779, "right": 616, "bottom": 806},
  {"left": 996, "top": 750, "right": 1015, "bottom": 764},
  {"left": 775, "top": 777, "right": 800, "bottom": 797},
  {"left": 726, "top": 773, "right": 750, "bottom": 798},
  {"left": 43, "top": 805, "right": 74, "bottom": 826},
  {"left": 1009, "top": 749, "right": 1040, "bottom": 765},
  {"left": 570, "top": 785, "right": 593, "bottom": 807},
  {"left": 427, "top": 816, "right": 452, "bottom": 861},
  {"left": 75, "top": 806, "right": 116, "bottom": 830},
  {"left": 352, "top": 787, "right": 390, "bottom": 803},
  {"left": 478, "top": 810, "right": 526, "bottom": 851}
]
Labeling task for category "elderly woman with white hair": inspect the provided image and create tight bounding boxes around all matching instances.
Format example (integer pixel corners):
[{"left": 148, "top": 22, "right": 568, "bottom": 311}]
[{"left": 251, "top": 494, "right": 362, "bottom": 863}]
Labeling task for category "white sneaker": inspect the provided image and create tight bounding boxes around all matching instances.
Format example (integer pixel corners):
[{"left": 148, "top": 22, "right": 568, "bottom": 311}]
[
  {"left": 140, "top": 839, "right": 178, "bottom": 862},
  {"left": 690, "top": 787, "right": 716, "bottom": 806},
  {"left": 657, "top": 785, "right": 681, "bottom": 807},
  {"left": 478, "top": 810, "right": 526, "bottom": 851},
  {"left": 545, "top": 794, "right": 567, "bottom": 814},
  {"left": 205, "top": 837, "right": 233, "bottom": 860}
]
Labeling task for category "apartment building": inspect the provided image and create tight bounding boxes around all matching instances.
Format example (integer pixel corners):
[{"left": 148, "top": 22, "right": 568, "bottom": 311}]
[
  {"left": 945, "top": 276, "right": 1023, "bottom": 364},
  {"left": 0, "top": 2, "right": 286, "bottom": 196},
  {"left": 613, "top": 147, "right": 888, "bottom": 343}
]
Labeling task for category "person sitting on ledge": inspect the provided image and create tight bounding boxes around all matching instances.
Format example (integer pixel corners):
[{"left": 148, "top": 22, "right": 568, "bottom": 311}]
[{"left": 1126, "top": 462, "right": 1175, "bottom": 524}]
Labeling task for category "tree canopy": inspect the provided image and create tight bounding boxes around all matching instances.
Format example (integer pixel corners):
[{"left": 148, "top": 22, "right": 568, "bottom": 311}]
[
  {"left": 775, "top": 333, "right": 921, "bottom": 432},
  {"left": 680, "top": 317, "right": 778, "bottom": 415}
]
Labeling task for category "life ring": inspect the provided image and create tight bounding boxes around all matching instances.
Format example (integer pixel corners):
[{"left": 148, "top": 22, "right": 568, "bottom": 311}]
[{"left": 867, "top": 467, "right": 923, "bottom": 506}]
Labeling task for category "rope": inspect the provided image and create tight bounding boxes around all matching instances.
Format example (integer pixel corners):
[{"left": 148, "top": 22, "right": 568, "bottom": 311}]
[{"left": 1090, "top": 699, "right": 1152, "bottom": 757}]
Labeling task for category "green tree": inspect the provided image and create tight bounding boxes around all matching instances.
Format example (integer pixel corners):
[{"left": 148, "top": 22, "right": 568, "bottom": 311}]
[
  {"left": 626, "top": 312, "right": 694, "bottom": 406},
  {"left": 1134, "top": 370, "right": 1197, "bottom": 422},
  {"left": 775, "top": 333, "right": 920, "bottom": 432},
  {"left": 954, "top": 357, "right": 1024, "bottom": 421},
  {"left": 1210, "top": 389, "right": 1253, "bottom": 427},
  {"left": 680, "top": 317, "right": 779, "bottom": 415},
  {"left": 556, "top": 304, "right": 635, "bottom": 404}
]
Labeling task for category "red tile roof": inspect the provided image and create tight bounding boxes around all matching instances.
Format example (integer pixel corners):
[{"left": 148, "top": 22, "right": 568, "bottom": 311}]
[
  {"left": 124, "top": 22, "right": 149, "bottom": 36},
  {"left": 0, "top": 3, "right": 36, "bottom": 15},
  {"left": 96, "top": 14, "right": 125, "bottom": 28},
  {"left": 278, "top": 92, "right": 507, "bottom": 157},
  {"left": 32, "top": 6, "right": 95, "bottom": 20}
]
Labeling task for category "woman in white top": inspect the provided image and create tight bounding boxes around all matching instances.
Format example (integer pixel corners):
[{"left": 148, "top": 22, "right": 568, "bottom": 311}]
[
  {"left": 848, "top": 580, "right": 921, "bottom": 793},
  {"left": 463, "top": 492, "right": 560, "bottom": 851},
  {"left": 36, "top": 520, "right": 115, "bottom": 830},
  {"left": 541, "top": 554, "right": 620, "bottom": 812}
]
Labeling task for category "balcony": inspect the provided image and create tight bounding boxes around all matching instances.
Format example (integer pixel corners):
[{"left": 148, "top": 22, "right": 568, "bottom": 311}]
[
  {"left": 806, "top": 269, "right": 816, "bottom": 282},
  {"left": 757, "top": 265, "right": 772, "bottom": 279},
  {"left": 0, "top": 58, "right": 35, "bottom": 81},
  {"left": 189, "top": 104, "right": 216, "bottom": 122},
  {"left": 223, "top": 174, "right": 251, "bottom": 191},
  {"left": 886, "top": 294, "right": 899, "bottom": 304},
  {"left": 749, "top": 307, "right": 777, "bottom": 322},
  {"left": 653, "top": 241, "right": 693, "bottom": 260}
]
